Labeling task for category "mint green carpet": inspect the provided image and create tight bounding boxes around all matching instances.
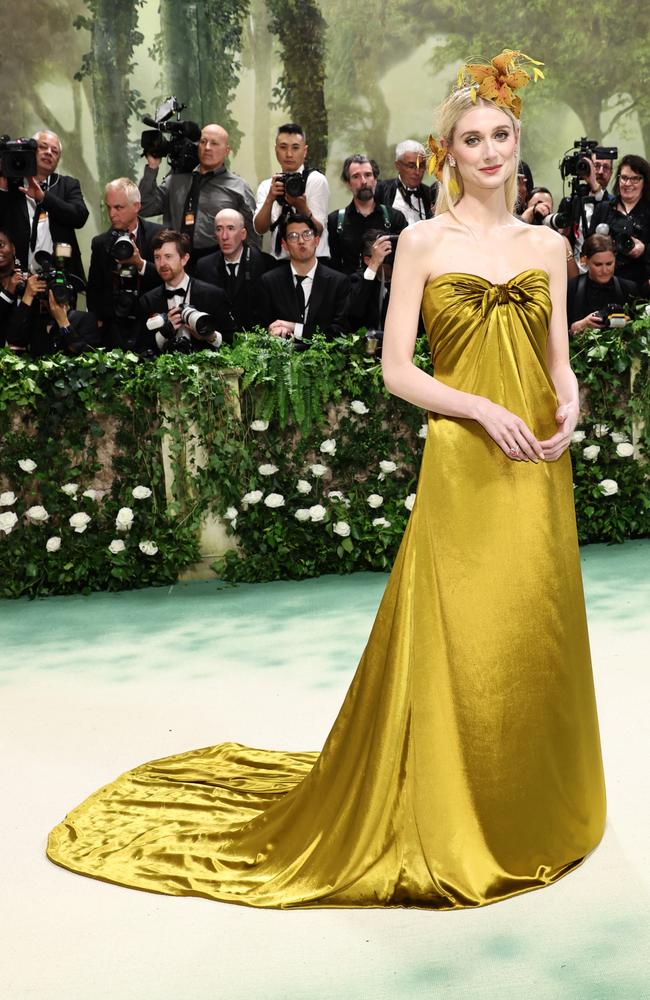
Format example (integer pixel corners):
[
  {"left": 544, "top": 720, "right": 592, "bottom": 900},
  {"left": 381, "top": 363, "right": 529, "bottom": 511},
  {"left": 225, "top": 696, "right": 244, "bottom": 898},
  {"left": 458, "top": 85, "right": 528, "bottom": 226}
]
[{"left": 2, "top": 541, "right": 649, "bottom": 1000}]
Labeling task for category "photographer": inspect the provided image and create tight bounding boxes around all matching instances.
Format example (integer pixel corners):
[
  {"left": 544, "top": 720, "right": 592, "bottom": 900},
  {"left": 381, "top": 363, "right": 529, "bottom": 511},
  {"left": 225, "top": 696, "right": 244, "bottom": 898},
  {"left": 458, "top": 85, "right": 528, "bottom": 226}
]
[
  {"left": 254, "top": 123, "right": 330, "bottom": 259},
  {"left": 346, "top": 228, "right": 395, "bottom": 333},
  {"left": 0, "top": 227, "right": 99, "bottom": 355},
  {"left": 255, "top": 214, "right": 349, "bottom": 345},
  {"left": 86, "top": 178, "right": 164, "bottom": 351},
  {"left": 195, "top": 208, "right": 273, "bottom": 334},
  {"left": 327, "top": 155, "right": 407, "bottom": 275},
  {"left": 588, "top": 155, "right": 650, "bottom": 292},
  {"left": 567, "top": 234, "right": 637, "bottom": 335},
  {"left": 139, "top": 123, "right": 257, "bottom": 267},
  {"left": 139, "top": 229, "right": 231, "bottom": 354},
  {"left": 0, "top": 130, "right": 88, "bottom": 280},
  {"left": 520, "top": 187, "right": 578, "bottom": 278},
  {"left": 376, "top": 140, "right": 435, "bottom": 224}
]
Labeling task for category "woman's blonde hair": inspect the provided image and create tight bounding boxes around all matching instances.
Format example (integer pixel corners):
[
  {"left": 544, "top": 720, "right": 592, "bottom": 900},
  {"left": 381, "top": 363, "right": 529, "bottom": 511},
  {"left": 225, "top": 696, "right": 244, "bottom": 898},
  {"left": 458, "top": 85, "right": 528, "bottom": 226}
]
[{"left": 434, "top": 88, "right": 519, "bottom": 216}]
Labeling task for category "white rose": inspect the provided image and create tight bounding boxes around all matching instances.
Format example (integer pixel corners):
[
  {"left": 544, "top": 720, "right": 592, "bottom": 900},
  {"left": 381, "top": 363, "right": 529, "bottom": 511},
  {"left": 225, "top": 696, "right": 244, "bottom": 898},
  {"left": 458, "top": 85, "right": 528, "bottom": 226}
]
[
  {"left": 379, "top": 460, "right": 397, "bottom": 474},
  {"left": 138, "top": 540, "right": 159, "bottom": 555},
  {"left": 0, "top": 491, "right": 16, "bottom": 506},
  {"left": 18, "top": 458, "right": 37, "bottom": 473},
  {"left": 583, "top": 445, "right": 600, "bottom": 461},
  {"left": 223, "top": 506, "right": 238, "bottom": 521},
  {"left": 61, "top": 483, "right": 79, "bottom": 497},
  {"left": 115, "top": 506, "right": 134, "bottom": 531},
  {"left": 367, "top": 493, "right": 384, "bottom": 509},
  {"left": 571, "top": 431, "right": 586, "bottom": 444},
  {"left": 26, "top": 505, "right": 49, "bottom": 524},
  {"left": 372, "top": 517, "right": 391, "bottom": 528},
  {"left": 294, "top": 508, "right": 311, "bottom": 522},
  {"left": 599, "top": 478, "right": 619, "bottom": 496},
  {"left": 46, "top": 536, "right": 62, "bottom": 553},
  {"left": 296, "top": 480, "right": 312, "bottom": 494},
  {"left": 309, "top": 504, "right": 327, "bottom": 522},
  {"left": 309, "top": 463, "right": 329, "bottom": 478},
  {"left": 82, "top": 489, "right": 101, "bottom": 501},
  {"left": 69, "top": 511, "right": 91, "bottom": 534},
  {"left": 350, "top": 399, "right": 369, "bottom": 415},
  {"left": 108, "top": 539, "right": 126, "bottom": 554},
  {"left": 616, "top": 442, "right": 634, "bottom": 458},
  {"left": 242, "top": 490, "right": 263, "bottom": 505},
  {"left": 258, "top": 463, "right": 279, "bottom": 476},
  {"left": 320, "top": 439, "right": 337, "bottom": 455},
  {"left": 593, "top": 424, "right": 609, "bottom": 438},
  {"left": 610, "top": 432, "right": 628, "bottom": 444},
  {"left": 333, "top": 521, "right": 351, "bottom": 537},
  {"left": 0, "top": 511, "right": 19, "bottom": 534},
  {"left": 327, "top": 491, "right": 349, "bottom": 506},
  {"left": 250, "top": 419, "right": 269, "bottom": 432},
  {"left": 132, "top": 485, "right": 152, "bottom": 500},
  {"left": 404, "top": 493, "right": 416, "bottom": 511},
  {"left": 645, "top": 304, "right": 650, "bottom": 318},
  {"left": 264, "top": 493, "right": 285, "bottom": 508},
  {"left": 418, "top": 424, "right": 428, "bottom": 439}
]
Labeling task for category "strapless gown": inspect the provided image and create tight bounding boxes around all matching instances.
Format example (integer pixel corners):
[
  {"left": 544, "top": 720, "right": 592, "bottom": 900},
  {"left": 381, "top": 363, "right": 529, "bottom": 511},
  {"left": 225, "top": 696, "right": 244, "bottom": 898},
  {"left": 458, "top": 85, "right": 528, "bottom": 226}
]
[{"left": 47, "top": 269, "right": 606, "bottom": 908}]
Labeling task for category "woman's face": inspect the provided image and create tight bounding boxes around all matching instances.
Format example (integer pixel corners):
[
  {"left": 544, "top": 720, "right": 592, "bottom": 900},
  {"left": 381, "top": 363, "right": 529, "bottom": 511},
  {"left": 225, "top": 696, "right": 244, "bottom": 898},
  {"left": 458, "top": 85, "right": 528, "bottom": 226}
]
[
  {"left": 587, "top": 250, "right": 616, "bottom": 284},
  {"left": 449, "top": 105, "right": 518, "bottom": 193},
  {"left": 0, "top": 233, "right": 15, "bottom": 273}
]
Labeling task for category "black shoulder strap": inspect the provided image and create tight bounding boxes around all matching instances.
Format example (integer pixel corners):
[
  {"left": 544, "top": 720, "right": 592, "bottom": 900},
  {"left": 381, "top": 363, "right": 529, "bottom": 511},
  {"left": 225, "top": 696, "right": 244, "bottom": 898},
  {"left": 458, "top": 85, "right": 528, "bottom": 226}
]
[
  {"left": 380, "top": 204, "right": 390, "bottom": 230},
  {"left": 573, "top": 273, "right": 589, "bottom": 321},
  {"left": 337, "top": 208, "right": 346, "bottom": 235}
]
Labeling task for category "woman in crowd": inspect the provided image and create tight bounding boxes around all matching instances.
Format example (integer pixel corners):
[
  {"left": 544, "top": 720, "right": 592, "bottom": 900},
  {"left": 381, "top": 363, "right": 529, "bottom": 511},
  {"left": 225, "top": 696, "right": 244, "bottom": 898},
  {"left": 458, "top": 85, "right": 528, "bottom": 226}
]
[
  {"left": 589, "top": 154, "right": 650, "bottom": 292},
  {"left": 48, "top": 51, "right": 606, "bottom": 911},
  {"left": 567, "top": 233, "right": 637, "bottom": 335}
]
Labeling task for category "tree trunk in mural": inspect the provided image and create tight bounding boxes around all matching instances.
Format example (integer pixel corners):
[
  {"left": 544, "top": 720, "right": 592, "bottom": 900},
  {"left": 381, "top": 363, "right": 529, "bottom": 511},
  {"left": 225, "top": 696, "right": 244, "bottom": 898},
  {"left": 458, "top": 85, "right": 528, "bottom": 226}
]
[
  {"left": 266, "top": 0, "right": 329, "bottom": 171},
  {"left": 245, "top": 0, "right": 273, "bottom": 181}
]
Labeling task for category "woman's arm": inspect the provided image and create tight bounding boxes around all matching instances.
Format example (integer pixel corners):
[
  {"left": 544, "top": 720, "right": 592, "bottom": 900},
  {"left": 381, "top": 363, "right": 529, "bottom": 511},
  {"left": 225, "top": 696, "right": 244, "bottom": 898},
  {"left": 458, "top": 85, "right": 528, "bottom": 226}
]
[
  {"left": 382, "top": 224, "right": 544, "bottom": 462},
  {"left": 539, "top": 230, "right": 580, "bottom": 461}
]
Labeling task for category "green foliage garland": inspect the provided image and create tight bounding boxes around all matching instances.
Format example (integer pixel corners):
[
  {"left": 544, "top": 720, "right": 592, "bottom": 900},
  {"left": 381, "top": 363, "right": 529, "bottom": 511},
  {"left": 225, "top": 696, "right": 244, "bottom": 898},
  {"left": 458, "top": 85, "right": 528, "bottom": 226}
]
[{"left": 1, "top": 316, "right": 649, "bottom": 599}]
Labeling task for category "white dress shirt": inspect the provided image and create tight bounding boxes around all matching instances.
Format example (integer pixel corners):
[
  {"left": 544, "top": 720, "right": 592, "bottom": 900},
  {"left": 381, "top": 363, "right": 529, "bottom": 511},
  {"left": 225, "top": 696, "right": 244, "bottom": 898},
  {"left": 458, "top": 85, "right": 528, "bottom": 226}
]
[{"left": 254, "top": 167, "right": 330, "bottom": 258}]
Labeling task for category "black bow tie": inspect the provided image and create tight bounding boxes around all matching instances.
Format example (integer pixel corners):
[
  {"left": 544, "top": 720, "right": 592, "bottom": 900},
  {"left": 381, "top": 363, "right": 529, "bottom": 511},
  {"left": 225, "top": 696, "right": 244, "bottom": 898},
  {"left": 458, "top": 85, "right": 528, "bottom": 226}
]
[{"left": 165, "top": 286, "right": 186, "bottom": 300}]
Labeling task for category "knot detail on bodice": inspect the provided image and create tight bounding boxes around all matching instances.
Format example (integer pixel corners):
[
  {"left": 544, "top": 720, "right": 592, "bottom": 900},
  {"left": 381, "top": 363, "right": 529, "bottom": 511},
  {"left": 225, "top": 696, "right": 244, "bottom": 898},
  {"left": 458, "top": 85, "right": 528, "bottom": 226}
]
[{"left": 481, "top": 280, "right": 531, "bottom": 317}]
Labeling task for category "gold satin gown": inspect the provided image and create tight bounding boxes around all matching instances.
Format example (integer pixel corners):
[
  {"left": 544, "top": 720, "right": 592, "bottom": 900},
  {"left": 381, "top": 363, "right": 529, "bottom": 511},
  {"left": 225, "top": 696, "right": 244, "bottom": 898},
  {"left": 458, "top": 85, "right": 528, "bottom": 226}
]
[{"left": 47, "top": 269, "right": 606, "bottom": 908}]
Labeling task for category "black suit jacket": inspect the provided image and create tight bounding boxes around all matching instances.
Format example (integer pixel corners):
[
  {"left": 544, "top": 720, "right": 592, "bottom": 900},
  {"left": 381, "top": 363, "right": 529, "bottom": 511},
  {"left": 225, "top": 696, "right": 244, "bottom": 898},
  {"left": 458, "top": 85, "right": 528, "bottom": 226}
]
[
  {"left": 86, "top": 218, "right": 164, "bottom": 331},
  {"left": 256, "top": 261, "right": 350, "bottom": 341},
  {"left": 376, "top": 177, "right": 436, "bottom": 219},
  {"left": 0, "top": 173, "right": 89, "bottom": 280},
  {"left": 139, "top": 276, "right": 232, "bottom": 352},
  {"left": 195, "top": 243, "right": 273, "bottom": 333}
]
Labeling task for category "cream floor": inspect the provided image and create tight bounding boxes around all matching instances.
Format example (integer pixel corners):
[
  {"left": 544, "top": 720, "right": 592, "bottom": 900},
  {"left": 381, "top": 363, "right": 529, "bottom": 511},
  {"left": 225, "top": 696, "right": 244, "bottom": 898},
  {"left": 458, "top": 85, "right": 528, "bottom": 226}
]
[{"left": 2, "top": 540, "right": 649, "bottom": 1000}]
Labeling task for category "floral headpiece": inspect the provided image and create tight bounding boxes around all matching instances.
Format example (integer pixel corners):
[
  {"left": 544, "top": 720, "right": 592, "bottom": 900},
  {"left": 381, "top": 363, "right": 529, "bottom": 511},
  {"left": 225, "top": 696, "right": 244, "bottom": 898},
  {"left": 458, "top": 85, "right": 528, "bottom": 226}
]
[{"left": 427, "top": 49, "right": 544, "bottom": 179}]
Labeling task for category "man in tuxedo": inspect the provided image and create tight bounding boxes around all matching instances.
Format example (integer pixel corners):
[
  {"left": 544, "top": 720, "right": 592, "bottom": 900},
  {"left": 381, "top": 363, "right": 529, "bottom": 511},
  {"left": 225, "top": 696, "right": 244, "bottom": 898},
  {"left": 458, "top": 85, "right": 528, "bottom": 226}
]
[
  {"left": 86, "top": 178, "right": 164, "bottom": 350},
  {"left": 346, "top": 228, "right": 394, "bottom": 333},
  {"left": 376, "top": 140, "right": 435, "bottom": 224},
  {"left": 195, "top": 208, "right": 272, "bottom": 334},
  {"left": 139, "top": 229, "right": 231, "bottom": 353},
  {"left": 327, "top": 155, "right": 407, "bottom": 274},
  {"left": 256, "top": 214, "right": 349, "bottom": 344},
  {"left": 0, "top": 130, "right": 88, "bottom": 281}
]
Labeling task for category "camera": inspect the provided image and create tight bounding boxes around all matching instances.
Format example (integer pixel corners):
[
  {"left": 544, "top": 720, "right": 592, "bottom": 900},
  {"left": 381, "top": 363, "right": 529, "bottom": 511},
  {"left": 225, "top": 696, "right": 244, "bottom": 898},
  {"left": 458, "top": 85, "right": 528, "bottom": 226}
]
[
  {"left": 560, "top": 138, "right": 618, "bottom": 181},
  {"left": 540, "top": 209, "right": 571, "bottom": 231},
  {"left": 140, "top": 97, "right": 201, "bottom": 174},
  {"left": 109, "top": 230, "right": 136, "bottom": 262},
  {"left": 33, "top": 243, "right": 78, "bottom": 306},
  {"left": 113, "top": 265, "right": 139, "bottom": 321},
  {"left": 594, "top": 305, "right": 629, "bottom": 329},
  {"left": 0, "top": 136, "right": 37, "bottom": 181},
  {"left": 594, "top": 221, "right": 635, "bottom": 255},
  {"left": 365, "top": 328, "right": 384, "bottom": 356},
  {"left": 146, "top": 306, "right": 223, "bottom": 351},
  {"left": 275, "top": 171, "right": 307, "bottom": 202}
]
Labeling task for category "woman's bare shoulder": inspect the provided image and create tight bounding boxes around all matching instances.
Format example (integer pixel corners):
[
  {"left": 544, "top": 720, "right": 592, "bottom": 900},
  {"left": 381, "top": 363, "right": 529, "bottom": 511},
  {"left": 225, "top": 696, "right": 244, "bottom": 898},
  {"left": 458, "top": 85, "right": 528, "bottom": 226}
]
[{"left": 398, "top": 214, "right": 456, "bottom": 247}]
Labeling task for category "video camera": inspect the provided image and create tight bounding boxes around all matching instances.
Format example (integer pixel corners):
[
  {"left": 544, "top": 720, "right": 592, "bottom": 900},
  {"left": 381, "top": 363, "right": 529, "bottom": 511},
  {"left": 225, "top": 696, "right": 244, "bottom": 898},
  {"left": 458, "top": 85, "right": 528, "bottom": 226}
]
[
  {"left": 146, "top": 306, "right": 223, "bottom": 352},
  {"left": 0, "top": 136, "right": 37, "bottom": 182},
  {"left": 140, "top": 97, "right": 200, "bottom": 174},
  {"left": 33, "top": 243, "right": 84, "bottom": 307},
  {"left": 560, "top": 138, "right": 618, "bottom": 182}
]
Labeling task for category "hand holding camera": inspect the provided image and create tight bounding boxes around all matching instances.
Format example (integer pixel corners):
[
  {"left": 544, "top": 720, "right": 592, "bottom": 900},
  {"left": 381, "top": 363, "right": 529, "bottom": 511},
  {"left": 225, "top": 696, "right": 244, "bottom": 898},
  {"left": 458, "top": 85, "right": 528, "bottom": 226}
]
[{"left": 368, "top": 235, "right": 393, "bottom": 271}]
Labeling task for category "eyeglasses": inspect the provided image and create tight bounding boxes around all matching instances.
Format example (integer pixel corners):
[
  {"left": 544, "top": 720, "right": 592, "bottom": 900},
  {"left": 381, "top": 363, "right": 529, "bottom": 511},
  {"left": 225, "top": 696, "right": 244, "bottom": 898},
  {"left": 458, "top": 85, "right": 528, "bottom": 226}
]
[
  {"left": 619, "top": 174, "right": 643, "bottom": 185},
  {"left": 398, "top": 160, "right": 424, "bottom": 170},
  {"left": 286, "top": 231, "right": 315, "bottom": 242}
]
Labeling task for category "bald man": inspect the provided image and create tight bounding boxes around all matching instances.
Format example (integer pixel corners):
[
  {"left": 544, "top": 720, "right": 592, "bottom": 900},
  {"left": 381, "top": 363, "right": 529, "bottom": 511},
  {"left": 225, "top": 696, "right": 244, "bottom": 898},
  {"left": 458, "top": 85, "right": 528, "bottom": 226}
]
[
  {"left": 195, "top": 207, "right": 273, "bottom": 333},
  {"left": 0, "top": 129, "right": 89, "bottom": 279},
  {"left": 139, "top": 123, "right": 258, "bottom": 267}
]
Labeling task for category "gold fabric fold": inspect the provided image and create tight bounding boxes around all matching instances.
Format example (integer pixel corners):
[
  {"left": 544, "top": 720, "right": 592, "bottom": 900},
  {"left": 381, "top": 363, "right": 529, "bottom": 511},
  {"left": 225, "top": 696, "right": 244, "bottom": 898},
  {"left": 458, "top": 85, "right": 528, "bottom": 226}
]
[{"left": 47, "top": 269, "right": 606, "bottom": 908}]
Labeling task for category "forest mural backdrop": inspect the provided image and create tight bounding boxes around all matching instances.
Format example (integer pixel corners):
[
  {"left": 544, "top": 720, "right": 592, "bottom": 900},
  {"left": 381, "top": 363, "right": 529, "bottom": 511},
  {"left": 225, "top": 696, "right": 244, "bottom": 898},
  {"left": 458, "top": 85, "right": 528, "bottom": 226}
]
[{"left": 2, "top": 0, "right": 649, "bottom": 260}]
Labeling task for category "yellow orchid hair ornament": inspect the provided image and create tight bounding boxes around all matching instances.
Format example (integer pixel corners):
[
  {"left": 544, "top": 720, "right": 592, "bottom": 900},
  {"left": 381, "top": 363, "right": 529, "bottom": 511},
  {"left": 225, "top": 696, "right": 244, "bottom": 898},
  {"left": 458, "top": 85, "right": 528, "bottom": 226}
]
[{"left": 458, "top": 49, "right": 545, "bottom": 119}]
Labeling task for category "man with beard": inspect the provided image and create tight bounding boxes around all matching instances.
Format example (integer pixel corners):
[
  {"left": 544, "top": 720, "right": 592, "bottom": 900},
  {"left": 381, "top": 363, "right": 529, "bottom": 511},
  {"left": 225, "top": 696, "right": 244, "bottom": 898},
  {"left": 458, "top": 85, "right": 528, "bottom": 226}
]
[{"left": 327, "top": 155, "right": 407, "bottom": 274}]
